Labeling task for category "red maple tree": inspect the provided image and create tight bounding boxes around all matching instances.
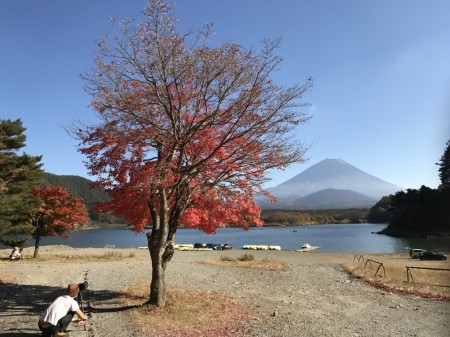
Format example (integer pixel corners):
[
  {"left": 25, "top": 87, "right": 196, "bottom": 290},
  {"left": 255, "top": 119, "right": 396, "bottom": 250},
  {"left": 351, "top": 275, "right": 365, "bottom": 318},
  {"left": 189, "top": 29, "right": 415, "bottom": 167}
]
[
  {"left": 77, "top": 0, "right": 312, "bottom": 306},
  {"left": 31, "top": 185, "right": 89, "bottom": 258}
]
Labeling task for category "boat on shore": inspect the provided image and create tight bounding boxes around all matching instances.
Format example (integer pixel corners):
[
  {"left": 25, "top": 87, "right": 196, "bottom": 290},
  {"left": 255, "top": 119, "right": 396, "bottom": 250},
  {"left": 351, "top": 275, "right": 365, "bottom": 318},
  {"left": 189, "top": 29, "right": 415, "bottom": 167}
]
[
  {"left": 296, "top": 243, "right": 320, "bottom": 252},
  {"left": 173, "top": 243, "right": 232, "bottom": 251},
  {"left": 242, "top": 244, "right": 281, "bottom": 250}
]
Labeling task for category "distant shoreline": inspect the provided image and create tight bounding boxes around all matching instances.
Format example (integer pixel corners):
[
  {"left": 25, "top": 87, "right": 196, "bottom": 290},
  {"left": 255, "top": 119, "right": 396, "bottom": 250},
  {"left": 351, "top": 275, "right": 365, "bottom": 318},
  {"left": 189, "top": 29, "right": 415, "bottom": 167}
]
[{"left": 78, "top": 223, "right": 450, "bottom": 238}]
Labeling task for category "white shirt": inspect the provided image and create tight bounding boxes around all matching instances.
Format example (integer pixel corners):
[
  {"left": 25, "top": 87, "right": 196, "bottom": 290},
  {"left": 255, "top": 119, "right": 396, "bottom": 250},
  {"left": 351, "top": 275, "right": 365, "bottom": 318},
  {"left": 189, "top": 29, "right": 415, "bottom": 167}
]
[{"left": 39, "top": 295, "right": 80, "bottom": 325}]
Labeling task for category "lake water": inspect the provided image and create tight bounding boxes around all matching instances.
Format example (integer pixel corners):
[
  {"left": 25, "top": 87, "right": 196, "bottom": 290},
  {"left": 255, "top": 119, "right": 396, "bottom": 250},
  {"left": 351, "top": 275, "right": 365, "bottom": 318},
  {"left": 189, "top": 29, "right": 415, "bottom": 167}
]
[{"left": 39, "top": 224, "right": 450, "bottom": 253}]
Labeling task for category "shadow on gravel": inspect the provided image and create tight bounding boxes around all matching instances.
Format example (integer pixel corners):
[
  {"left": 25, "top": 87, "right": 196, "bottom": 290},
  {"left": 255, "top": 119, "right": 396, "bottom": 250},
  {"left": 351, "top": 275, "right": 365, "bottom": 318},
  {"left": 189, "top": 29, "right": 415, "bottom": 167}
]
[
  {"left": 0, "top": 281, "right": 131, "bottom": 334},
  {"left": 0, "top": 282, "right": 57, "bottom": 315},
  {"left": 89, "top": 289, "right": 142, "bottom": 313}
]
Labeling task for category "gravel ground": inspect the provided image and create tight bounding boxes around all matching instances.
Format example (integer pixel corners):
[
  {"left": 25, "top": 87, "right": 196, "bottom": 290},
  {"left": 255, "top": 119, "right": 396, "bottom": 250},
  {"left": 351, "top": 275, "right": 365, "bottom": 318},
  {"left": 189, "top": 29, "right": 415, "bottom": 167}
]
[{"left": 1, "top": 246, "right": 449, "bottom": 337}]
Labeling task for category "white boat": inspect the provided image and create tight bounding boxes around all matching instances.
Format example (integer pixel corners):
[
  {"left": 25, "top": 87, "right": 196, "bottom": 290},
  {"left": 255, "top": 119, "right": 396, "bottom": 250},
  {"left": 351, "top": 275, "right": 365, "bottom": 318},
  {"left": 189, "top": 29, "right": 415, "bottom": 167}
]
[{"left": 296, "top": 243, "right": 320, "bottom": 252}]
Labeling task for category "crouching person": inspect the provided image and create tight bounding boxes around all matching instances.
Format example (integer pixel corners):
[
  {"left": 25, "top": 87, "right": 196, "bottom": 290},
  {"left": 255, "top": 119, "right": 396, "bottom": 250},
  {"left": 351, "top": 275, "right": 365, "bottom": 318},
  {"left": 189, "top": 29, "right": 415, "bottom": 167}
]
[{"left": 38, "top": 283, "right": 88, "bottom": 337}]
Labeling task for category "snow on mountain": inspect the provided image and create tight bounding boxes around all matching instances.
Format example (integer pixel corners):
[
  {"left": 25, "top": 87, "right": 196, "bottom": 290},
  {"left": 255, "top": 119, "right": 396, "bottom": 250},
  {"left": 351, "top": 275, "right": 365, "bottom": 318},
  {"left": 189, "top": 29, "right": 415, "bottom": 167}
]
[{"left": 258, "top": 159, "right": 402, "bottom": 209}]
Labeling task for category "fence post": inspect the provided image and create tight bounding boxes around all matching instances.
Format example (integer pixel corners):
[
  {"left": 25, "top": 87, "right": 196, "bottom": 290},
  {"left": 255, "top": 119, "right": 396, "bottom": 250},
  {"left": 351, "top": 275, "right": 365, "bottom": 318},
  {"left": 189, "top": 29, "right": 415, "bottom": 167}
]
[{"left": 364, "top": 259, "right": 385, "bottom": 277}]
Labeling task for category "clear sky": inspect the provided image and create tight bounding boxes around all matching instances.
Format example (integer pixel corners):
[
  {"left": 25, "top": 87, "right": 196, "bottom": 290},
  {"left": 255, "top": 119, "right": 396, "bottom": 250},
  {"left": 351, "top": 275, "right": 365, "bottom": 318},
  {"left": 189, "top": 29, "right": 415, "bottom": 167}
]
[{"left": 1, "top": 0, "right": 449, "bottom": 190}]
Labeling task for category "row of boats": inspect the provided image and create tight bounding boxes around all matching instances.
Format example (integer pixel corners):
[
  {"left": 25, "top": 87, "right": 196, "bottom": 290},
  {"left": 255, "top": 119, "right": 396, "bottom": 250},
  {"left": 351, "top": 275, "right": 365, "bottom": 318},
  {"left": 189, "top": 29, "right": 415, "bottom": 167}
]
[{"left": 173, "top": 242, "right": 320, "bottom": 252}]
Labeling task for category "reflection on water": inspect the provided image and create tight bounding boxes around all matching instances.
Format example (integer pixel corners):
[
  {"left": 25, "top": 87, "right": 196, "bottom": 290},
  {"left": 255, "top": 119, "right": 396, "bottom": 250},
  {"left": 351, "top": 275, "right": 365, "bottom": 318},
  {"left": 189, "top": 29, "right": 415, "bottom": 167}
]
[{"left": 38, "top": 224, "right": 450, "bottom": 253}]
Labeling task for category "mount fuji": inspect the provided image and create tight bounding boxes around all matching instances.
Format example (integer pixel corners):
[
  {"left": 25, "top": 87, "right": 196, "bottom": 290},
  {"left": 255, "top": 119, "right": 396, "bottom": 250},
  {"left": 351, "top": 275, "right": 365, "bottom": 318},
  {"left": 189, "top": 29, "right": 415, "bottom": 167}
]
[{"left": 258, "top": 159, "right": 402, "bottom": 209}]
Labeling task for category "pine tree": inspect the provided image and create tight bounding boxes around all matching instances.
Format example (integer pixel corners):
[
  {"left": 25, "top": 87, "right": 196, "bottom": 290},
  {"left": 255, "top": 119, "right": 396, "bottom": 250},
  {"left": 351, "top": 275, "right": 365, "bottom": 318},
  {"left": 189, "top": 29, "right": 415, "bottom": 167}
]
[
  {"left": 437, "top": 140, "right": 450, "bottom": 188},
  {"left": 0, "top": 119, "right": 43, "bottom": 247}
]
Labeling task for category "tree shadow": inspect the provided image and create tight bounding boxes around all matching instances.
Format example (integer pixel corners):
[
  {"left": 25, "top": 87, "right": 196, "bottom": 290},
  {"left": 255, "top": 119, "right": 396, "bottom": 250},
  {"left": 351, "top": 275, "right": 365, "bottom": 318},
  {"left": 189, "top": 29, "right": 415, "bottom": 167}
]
[{"left": 87, "top": 289, "right": 143, "bottom": 313}]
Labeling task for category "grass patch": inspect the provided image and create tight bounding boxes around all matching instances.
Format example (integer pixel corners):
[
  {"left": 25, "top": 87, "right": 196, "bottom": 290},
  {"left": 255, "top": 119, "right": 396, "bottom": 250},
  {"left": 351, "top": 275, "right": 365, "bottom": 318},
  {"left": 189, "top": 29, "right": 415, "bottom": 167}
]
[
  {"left": 201, "top": 254, "right": 287, "bottom": 271},
  {"left": 344, "top": 254, "right": 450, "bottom": 300},
  {"left": 121, "top": 282, "right": 251, "bottom": 337}
]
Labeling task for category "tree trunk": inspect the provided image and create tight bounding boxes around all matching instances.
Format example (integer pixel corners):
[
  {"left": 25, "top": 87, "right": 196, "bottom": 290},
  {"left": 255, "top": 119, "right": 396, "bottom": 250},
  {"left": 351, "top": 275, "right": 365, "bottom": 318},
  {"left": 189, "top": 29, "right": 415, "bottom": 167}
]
[
  {"left": 149, "top": 241, "right": 166, "bottom": 305},
  {"left": 146, "top": 183, "right": 177, "bottom": 307},
  {"left": 33, "top": 235, "right": 40, "bottom": 258},
  {"left": 147, "top": 230, "right": 174, "bottom": 306}
]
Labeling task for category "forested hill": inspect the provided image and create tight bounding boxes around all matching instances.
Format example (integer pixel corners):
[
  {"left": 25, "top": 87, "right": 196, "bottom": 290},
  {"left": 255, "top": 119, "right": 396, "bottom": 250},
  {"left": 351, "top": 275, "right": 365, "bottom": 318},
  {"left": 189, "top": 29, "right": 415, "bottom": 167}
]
[
  {"left": 42, "top": 173, "right": 117, "bottom": 223},
  {"left": 42, "top": 173, "right": 109, "bottom": 207}
]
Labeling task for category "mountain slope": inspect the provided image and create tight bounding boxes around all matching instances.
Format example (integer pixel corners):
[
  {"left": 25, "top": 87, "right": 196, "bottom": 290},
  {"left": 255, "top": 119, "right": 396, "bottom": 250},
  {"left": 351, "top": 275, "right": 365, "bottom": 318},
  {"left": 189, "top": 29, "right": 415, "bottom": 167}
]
[
  {"left": 268, "top": 159, "right": 401, "bottom": 200},
  {"left": 259, "top": 159, "right": 402, "bottom": 209},
  {"left": 41, "top": 173, "right": 120, "bottom": 223},
  {"left": 287, "top": 188, "right": 377, "bottom": 209},
  {"left": 42, "top": 173, "right": 109, "bottom": 209}
]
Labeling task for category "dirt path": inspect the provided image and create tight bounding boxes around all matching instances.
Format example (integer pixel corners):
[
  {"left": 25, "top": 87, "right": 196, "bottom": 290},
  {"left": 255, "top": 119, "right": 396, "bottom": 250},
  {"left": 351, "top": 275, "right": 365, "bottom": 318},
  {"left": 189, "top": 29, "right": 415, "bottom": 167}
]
[{"left": 1, "top": 246, "right": 449, "bottom": 337}]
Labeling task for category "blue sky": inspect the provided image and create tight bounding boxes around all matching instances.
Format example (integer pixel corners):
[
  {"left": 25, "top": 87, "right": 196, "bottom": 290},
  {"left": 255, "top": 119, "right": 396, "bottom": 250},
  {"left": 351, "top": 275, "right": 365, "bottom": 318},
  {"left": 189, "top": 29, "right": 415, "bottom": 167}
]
[{"left": 1, "top": 0, "right": 449, "bottom": 190}]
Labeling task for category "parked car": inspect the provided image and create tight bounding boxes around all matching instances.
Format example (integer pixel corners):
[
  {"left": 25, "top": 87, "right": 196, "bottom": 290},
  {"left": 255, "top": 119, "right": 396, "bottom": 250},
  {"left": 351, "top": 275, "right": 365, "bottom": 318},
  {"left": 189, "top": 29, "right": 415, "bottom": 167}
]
[
  {"left": 207, "top": 243, "right": 232, "bottom": 250},
  {"left": 222, "top": 243, "right": 232, "bottom": 250},
  {"left": 194, "top": 243, "right": 233, "bottom": 250},
  {"left": 409, "top": 248, "right": 427, "bottom": 259},
  {"left": 418, "top": 251, "right": 447, "bottom": 261}
]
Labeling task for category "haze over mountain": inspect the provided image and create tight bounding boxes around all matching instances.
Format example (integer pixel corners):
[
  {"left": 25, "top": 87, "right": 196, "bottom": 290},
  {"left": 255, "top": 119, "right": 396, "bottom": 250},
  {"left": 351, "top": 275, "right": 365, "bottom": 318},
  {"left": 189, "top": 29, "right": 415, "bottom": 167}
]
[{"left": 259, "top": 159, "right": 402, "bottom": 209}]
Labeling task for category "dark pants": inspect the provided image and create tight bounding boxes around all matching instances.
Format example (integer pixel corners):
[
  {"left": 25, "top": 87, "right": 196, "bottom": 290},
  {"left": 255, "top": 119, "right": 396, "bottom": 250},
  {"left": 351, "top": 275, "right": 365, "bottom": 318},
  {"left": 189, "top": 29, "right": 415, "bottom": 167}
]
[{"left": 39, "top": 311, "right": 74, "bottom": 336}]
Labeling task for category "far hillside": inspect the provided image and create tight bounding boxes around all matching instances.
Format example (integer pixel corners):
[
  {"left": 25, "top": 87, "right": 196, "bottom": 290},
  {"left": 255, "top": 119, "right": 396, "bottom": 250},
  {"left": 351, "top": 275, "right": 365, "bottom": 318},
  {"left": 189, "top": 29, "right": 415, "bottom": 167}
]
[
  {"left": 42, "top": 173, "right": 121, "bottom": 225},
  {"left": 41, "top": 173, "right": 370, "bottom": 227},
  {"left": 261, "top": 208, "right": 369, "bottom": 226}
]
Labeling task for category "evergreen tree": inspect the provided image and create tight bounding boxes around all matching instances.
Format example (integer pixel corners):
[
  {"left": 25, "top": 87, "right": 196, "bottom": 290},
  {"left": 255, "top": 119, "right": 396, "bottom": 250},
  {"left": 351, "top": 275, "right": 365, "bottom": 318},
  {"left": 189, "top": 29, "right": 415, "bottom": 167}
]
[
  {"left": 367, "top": 195, "right": 394, "bottom": 223},
  {"left": 437, "top": 139, "right": 450, "bottom": 188},
  {"left": 0, "top": 119, "right": 43, "bottom": 247}
]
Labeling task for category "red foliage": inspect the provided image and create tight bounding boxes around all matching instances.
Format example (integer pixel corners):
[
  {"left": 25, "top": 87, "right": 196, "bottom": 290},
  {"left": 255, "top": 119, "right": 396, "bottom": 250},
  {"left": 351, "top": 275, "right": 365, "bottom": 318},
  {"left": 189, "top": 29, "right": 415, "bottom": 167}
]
[
  {"left": 76, "top": 3, "right": 312, "bottom": 237},
  {"left": 79, "top": 116, "right": 267, "bottom": 233},
  {"left": 32, "top": 185, "right": 89, "bottom": 238},
  {"left": 76, "top": 0, "right": 311, "bottom": 305}
]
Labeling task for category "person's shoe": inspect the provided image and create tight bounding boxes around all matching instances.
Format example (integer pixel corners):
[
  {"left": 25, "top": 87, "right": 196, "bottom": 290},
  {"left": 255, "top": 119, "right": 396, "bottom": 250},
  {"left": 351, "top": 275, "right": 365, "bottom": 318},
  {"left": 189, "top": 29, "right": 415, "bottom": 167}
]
[{"left": 53, "top": 332, "right": 69, "bottom": 337}]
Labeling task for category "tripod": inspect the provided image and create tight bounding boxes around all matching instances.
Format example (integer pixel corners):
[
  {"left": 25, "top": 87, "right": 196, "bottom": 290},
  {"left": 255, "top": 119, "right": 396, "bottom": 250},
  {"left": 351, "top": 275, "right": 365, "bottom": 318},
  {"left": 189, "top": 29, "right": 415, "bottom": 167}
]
[{"left": 76, "top": 271, "right": 90, "bottom": 331}]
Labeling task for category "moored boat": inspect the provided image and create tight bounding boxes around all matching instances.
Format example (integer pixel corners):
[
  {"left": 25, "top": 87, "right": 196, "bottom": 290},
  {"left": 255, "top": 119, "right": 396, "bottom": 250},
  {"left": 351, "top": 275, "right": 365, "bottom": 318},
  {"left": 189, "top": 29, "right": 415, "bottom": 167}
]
[{"left": 296, "top": 243, "right": 320, "bottom": 252}]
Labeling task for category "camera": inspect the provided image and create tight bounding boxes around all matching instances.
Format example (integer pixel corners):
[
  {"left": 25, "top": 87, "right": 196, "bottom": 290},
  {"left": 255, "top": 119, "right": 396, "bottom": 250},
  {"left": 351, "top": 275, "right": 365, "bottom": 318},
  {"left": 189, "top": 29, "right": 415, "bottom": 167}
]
[{"left": 78, "top": 281, "right": 88, "bottom": 291}]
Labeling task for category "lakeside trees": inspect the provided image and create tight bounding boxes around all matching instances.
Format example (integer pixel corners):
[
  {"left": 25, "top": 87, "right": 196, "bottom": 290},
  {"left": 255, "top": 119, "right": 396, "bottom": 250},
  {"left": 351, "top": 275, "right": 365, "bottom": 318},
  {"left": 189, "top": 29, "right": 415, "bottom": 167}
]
[
  {"left": 76, "top": 0, "right": 312, "bottom": 306},
  {"left": 378, "top": 140, "right": 450, "bottom": 237},
  {"left": 0, "top": 119, "right": 43, "bottom": 247},
  {"left": 262, "top": 209, "right": 369, "bottom": 225},
  {"left": 367, "top": 196, "right": 393, "bottom": 224},
  {"left": 381, "top": 186, "right": 450, "bottom": 237}
]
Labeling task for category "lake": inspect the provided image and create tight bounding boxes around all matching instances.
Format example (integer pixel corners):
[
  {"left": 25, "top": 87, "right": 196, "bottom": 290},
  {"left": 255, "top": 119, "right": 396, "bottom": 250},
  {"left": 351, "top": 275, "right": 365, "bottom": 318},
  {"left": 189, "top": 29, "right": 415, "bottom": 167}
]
[{"left": 38, "top": 224, "right": 450, "bottom": 253}]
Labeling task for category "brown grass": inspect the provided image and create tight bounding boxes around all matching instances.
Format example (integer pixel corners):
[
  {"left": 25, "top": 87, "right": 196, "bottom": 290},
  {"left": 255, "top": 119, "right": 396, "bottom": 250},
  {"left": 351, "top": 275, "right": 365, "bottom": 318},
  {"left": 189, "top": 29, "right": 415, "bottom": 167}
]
[
  {"left": 199, "top": 255, "right": 288, "bottom": 271},
  {"left": 120, "top": 282, "right": 251, "bottom": 337},
  {"left": 0, "top": 250, "right": 137, "bottom": 263},
  {"left": 344, "top": 253, "right": 450, "bottom": 300}
]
